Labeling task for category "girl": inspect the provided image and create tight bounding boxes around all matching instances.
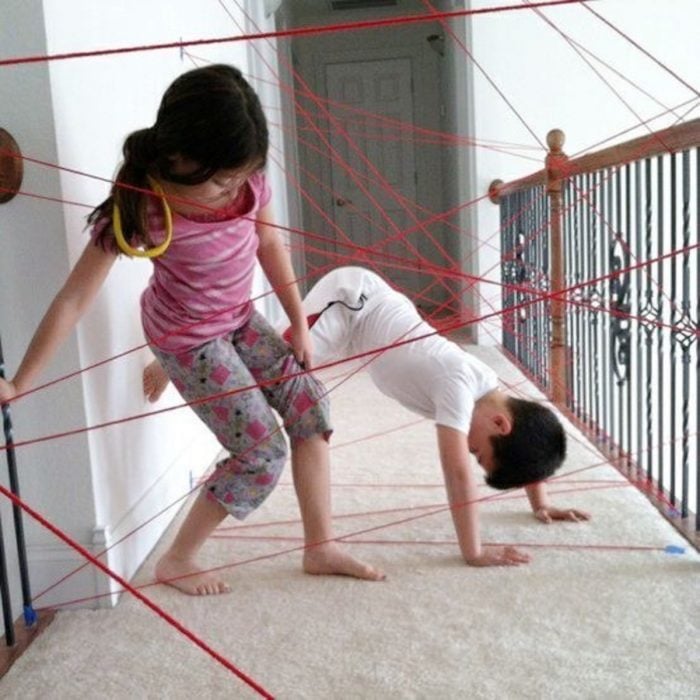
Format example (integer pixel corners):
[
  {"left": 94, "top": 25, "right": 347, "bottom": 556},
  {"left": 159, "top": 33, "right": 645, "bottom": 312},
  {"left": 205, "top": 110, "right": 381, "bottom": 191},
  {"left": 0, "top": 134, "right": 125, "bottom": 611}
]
[{"left": 0, "top": 65, "right": 384, "bottom": 595}]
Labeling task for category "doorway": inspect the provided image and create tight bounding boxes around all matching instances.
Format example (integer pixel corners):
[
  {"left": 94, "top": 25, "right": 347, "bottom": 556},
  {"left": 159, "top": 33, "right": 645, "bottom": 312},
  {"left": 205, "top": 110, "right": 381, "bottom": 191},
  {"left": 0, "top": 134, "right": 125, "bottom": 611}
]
[{"left": 275, "top": 0, "right": 474, "bottom": 320}]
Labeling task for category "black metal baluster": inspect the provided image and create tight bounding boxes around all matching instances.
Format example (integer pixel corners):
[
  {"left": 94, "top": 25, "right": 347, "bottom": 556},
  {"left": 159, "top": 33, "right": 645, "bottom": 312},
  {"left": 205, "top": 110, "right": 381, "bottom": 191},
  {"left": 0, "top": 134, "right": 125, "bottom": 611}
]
[
  {"left": 612, "top": 167, "right": 624, "bottom": 457},
  {"left": 696, "top": 146, "right": 700, "bottom": 531},
  {"left": 610, "top": 165, "right": 632, "bottom": 465},
  {"left": 576, "top": 174, "right": 583, "bottom": 420},
  {"left": 612, "top": 168, "right": 619, "bottom": 454},
  {"left": 0, "top": 334, "right": 37, "bottom": 645},
  {"left": 529, "top": 191, "right": 536, "bottom": 380},
  {"left": 631, "top": 163, "right": 641, "bottom": 474},
  {"left": 501, "top": 196, "right": 512, "bottom": 355},
  {"left": 641, "top": 158, "right": 655, "bottom": 484},
  {"left": 517, "top": 191, "right": 527, "bottom": 371},
  {"left": 624, "top": 164, "right": 632, "bottom": 468},
  {"left": 527, "top": 190, "right": 532, "bottom": 379},
  {"left": 634, "top": 161, "right": 644, "bottom": 479},
  {"left": 576, "top": 173, "right": 585, "bottom": 420},
  {"left": 656, "top": 156, "right": 670, "bottom": 500},
  {"left": 512, "top": 193, "right": 521, "bottom": 366},
  {"left": 670, "top": 153, "right": 678, "bottom": 507},
  {"left": 538, "top": 186, "right": 548, "bottom": 386},
  {"left": 678, "top": 149, "right": 692, "bottom": 518},
  {"left": 541, "top": 185, "right": 550, "bottom": 389},
  {"left": 516, "top": 216, "right": 525, "bottom": 368},
  {"left": 590, "top": 171, "right": 601, "bottom": 436},
  {"left": 584, "top": 172, "right": 594, "bottom": 428},
  {"left": 524, "top": 189, "right": 532, "bottom": 374},
  {"left": 515, "top": 192, "right": 524, "bottom": 369},
  {"left": 536, "top": 188, "right": 545, "bottom": 384},
  {"left": 564, "top": 179, "right": 574, "bottom": 411},
  {"left": 508, "top": 195, "right": 519, "bottom": 359},
  {"left": 564, "top": 179, "right": 573, "bottom": 407},
  {"left": 695, "top": 146, "right": 700, "bottom": 531},
  {"left": 532, "top": 188, "right": 541, "bottom": 382},
  {"left": 510, "top": 196, "right": 520, "bottom": 360},
  {"left": 0, "top": 508, "right": 14, "bottom": 646},
  {"left": 525, "top": 191, "right": 534, "bottom": 378},
  {"left": 519, "top": 192, "right": 540, "bottom": 376},
  {"left": 602, "top": 168, "right": 612, "bottom": 450},
  {"left": 0, "top": 338, "right": 15, "bottom": 648},
  {"left": 508, "top": 196, "right": 519, "bottom": 360},
  {"left": 583, "top": 173, "right": 590, "bottom": 419}
]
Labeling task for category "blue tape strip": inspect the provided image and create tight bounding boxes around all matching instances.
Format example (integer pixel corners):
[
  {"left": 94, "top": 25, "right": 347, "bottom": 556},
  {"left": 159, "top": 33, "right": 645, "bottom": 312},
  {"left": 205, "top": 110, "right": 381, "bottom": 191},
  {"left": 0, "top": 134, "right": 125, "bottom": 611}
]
[{"left": 663, "top": 544, "right": 686, "bottom": 555}]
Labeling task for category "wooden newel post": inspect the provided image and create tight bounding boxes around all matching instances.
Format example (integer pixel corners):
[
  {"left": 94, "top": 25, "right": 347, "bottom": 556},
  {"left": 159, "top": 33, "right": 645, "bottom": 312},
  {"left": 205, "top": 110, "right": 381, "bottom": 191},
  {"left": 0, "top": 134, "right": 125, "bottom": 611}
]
[{"left": 545, "top": 128, "right": 568, "bottom": 406}]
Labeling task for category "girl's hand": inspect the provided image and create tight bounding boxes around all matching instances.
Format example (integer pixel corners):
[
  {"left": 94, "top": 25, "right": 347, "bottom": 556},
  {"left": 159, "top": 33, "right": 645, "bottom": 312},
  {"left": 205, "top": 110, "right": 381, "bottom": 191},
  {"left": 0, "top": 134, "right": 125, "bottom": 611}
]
[
  {"left": 0, "top": 377, "right": 17, "bottom": 404},
  {"left": 289, "top": 323, "right": 314, "bottom": 370}
]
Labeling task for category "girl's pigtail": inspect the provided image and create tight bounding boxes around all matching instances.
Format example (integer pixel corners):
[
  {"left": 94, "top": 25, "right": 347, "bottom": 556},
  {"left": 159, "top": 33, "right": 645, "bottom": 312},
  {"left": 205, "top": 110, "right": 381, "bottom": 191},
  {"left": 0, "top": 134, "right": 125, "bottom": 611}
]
[{"left": 89, "top": 127, "right": 159, "bottom": 252}]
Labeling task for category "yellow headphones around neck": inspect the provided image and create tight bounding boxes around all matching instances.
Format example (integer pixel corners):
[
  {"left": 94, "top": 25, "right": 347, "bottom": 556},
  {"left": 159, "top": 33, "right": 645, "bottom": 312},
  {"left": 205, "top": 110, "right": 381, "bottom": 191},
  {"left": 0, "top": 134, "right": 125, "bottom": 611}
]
[{"left": 112, "top": 178, "right": 173, "bottom": 259}]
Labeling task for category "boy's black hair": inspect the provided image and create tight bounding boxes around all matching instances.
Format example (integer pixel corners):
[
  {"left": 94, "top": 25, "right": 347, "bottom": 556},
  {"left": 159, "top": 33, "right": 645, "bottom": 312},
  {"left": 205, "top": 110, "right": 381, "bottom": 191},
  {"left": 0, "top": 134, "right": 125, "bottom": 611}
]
[{"left": 485, "top": 397, "right": 566, "bottom": 490}]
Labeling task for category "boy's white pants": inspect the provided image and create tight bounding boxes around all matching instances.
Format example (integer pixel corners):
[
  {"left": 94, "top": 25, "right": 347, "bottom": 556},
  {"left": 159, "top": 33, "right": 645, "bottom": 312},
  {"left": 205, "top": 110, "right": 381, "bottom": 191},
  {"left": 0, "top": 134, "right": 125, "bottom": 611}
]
[{"left": 291, "top": 266, "right": 395, "bottom": 369}]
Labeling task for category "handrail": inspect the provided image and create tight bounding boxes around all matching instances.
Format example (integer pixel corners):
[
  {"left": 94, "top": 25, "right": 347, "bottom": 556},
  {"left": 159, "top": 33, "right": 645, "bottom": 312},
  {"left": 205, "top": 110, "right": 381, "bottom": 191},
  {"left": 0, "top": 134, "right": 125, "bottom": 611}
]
[{"left": 489, "top": 117, "right": 700, "bottom": 201}]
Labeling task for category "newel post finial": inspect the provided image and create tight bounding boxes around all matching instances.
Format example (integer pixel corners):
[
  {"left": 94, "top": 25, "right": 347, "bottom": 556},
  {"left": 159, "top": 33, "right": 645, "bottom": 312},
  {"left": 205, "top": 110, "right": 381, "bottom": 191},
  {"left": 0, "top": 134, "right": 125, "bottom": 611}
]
[
  {"left": 545, "top": 128, "right": 567, "bottom": 193},
  {"left": 488, "top": 178, "right": 503, "bottom": 204},
  {"left": 546, "top": 128, "right": 565, "bottom": 153}
]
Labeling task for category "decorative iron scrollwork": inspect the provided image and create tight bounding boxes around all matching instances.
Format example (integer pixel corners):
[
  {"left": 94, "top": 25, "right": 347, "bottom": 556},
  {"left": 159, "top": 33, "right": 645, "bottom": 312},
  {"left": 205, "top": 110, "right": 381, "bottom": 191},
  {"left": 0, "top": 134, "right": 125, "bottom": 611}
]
[
  {"left": 515, "top": 231, "right": 528, "bottom": 323},
  {"left": 609, "top": 233, "right": 631, "bottom": 385},
  {"left": 672, "top": 312, "right": 698, "bottom": 354},
  {"left": 587, "top": 286, "right": 603, "bottom": 327}
]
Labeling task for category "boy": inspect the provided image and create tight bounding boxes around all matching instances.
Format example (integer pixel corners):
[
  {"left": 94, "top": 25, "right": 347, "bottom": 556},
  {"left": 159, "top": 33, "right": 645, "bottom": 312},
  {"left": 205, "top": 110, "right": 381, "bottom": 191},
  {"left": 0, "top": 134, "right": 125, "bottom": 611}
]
[{"left": 145, "top": 266, "right": 589, "bottom": 567}]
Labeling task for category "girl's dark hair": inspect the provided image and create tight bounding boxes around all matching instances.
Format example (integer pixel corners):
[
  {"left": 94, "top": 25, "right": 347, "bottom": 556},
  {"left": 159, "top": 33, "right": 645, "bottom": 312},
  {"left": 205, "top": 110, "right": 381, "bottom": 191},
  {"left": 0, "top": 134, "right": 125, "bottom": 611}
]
[
  {"left": 89, "top": 64, "right": 268, "bottom": 250},
  {"left": 485, "top": 398, "right": 566, "bottom": 490}
]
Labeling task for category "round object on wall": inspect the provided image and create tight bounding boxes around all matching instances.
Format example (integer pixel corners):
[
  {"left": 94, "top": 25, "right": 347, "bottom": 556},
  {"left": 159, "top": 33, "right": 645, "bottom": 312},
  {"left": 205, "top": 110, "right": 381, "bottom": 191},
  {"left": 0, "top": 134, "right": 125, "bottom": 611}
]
[{"left": 0, "top": 128, "right": 23, "bottom": 204}]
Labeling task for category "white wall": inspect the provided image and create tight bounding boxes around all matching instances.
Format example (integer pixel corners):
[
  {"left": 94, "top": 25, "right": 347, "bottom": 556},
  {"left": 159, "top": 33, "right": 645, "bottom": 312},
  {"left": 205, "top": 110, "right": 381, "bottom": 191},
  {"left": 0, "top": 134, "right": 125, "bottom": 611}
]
[
  {"left": 0, "top": 0, "right": 283, "bottom": 610},
  {"left": 0, "top": 0, "right": 98, "bottom": 617},
  {"left": 466, "top": 0, "right": 700, "bottom": 344}
]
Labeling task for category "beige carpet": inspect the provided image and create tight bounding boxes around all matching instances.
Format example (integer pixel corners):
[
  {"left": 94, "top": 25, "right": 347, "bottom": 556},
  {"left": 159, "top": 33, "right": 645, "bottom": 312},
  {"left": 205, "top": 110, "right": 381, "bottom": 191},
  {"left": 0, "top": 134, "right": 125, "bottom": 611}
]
[{"left": 1, "top": 347, "right": 698, "bottom": 699}]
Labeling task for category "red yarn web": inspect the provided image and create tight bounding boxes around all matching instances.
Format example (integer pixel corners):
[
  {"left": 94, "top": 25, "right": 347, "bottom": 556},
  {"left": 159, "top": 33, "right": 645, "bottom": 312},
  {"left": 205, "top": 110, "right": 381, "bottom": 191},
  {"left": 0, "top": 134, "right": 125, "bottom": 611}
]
[{"left": 0, "top": 2, "right": 698, "bottom": 697}]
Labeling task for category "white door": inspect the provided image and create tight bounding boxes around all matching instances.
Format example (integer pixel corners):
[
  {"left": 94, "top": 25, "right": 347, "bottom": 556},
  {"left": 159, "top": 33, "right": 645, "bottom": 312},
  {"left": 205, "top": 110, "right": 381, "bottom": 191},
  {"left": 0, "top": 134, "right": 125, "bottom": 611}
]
[{"left": 322, "top": 57, "right": 422, "bottom": 295}]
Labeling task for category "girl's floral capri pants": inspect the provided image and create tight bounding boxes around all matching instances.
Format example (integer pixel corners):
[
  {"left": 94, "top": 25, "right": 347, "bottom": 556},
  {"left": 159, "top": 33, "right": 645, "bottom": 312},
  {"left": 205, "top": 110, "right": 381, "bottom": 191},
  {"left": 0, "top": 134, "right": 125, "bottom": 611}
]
[{"left": 153, "top": 310, "right": 331, "bottom": 519}]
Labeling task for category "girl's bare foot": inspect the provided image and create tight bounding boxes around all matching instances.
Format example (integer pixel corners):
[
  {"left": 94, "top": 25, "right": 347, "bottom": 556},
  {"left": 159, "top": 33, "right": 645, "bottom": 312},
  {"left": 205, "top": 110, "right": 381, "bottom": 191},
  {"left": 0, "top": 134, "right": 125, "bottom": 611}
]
[
  {"left": 143, "top": 359, "right": 170, "bottom": 403},
  {"left": 303, "top": 542, "right": 385, "bottom": 581},
  {"left": 155, "top": 554, "right": 231, "bottom": 595}
]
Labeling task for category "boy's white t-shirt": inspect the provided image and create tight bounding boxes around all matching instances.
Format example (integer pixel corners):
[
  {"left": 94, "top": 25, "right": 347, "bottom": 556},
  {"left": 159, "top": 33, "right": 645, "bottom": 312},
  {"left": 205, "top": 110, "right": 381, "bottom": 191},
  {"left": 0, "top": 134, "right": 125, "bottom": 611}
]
[{"left": 302, "top": 266, "right": 498, "bottom": 435}]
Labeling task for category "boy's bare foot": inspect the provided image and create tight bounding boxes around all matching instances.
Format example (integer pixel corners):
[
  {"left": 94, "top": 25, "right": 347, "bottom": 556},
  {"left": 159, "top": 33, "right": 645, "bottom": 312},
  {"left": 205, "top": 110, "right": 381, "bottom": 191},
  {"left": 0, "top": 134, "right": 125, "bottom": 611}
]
[
  {"left": 303, "top": 541, "right": 385, "bottom": 581},
  {"left": 155, "top": 554, "right": 231, "bottom": 595},
  {"left": 143, "top": 359, "right": 170, "bottom": 403}
]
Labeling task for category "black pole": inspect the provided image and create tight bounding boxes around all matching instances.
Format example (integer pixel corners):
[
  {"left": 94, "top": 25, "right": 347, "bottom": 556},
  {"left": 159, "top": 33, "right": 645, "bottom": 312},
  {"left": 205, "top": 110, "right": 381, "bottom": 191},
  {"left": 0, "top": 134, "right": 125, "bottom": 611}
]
[
  {"left": 0, "top": 506, "right": 15, "bottom": 646},
  {"left": 1, "top": 126, "right": 25, "bottom": 645},
  {"left": 0, "top": 335, "right": 36, "bottom": 630}
]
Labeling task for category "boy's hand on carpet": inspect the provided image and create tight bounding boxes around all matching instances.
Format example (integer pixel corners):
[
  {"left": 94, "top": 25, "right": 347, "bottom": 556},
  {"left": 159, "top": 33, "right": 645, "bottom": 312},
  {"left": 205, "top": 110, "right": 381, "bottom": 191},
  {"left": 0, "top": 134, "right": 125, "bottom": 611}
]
[
  {"left": 534, "top": 506, "right": 591, "bottom": 524},
  {"left": 466, "top": 545, "right": 531, "bottom": 567}
]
